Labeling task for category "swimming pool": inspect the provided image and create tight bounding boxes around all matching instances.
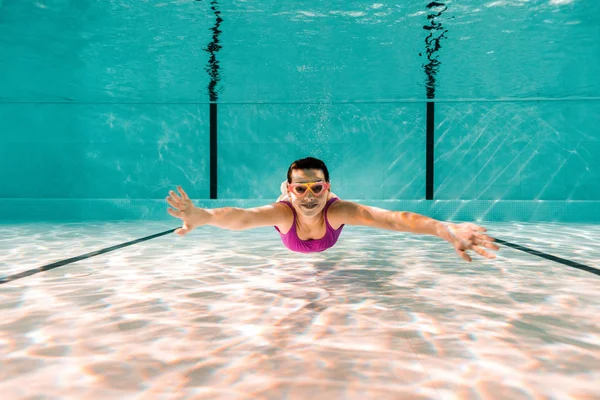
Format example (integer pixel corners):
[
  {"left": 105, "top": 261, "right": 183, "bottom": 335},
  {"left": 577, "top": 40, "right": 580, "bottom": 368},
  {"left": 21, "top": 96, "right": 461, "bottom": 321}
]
[
  {"left": 1, "top": 0, "right": 599, "bottom": 398},
  {"left": 1, "top": 221, "right": 598, "bottom": 398}
]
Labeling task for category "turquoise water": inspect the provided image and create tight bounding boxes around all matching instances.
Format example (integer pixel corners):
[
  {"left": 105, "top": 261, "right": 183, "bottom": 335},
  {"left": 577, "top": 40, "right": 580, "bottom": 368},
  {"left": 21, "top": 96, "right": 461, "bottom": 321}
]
[
  {"left": 0, "top": 0, "right": 599, "bottom": 217},
  {"left": 1, "top": 0, "right": 599, "bottom": 399}
]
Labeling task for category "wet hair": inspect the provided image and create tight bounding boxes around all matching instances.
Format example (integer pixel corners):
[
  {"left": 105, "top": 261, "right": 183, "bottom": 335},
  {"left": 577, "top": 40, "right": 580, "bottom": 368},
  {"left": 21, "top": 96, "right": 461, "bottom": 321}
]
[{"left": 287, "top": 157, "right": 330, "bottom": 183}]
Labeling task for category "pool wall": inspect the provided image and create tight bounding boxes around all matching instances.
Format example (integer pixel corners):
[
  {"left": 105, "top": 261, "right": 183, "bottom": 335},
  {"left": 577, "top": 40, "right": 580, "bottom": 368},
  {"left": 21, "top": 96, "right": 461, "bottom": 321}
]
[{"left": 0, "top": 1, "right": 598, "bottom": 222}]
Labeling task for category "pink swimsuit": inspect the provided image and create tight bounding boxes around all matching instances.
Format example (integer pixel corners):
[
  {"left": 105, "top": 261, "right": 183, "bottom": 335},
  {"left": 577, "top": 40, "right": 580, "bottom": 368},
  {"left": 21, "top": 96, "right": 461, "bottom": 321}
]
[{"left": 274, "top": 197, "right": 345, "bottom": 253}]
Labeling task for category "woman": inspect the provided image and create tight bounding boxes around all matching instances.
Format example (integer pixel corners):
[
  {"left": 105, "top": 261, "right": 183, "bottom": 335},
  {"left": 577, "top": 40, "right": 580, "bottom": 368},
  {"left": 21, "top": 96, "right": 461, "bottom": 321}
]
[{"left": 166, "top": 157, "right": 499, "bottom": 261}]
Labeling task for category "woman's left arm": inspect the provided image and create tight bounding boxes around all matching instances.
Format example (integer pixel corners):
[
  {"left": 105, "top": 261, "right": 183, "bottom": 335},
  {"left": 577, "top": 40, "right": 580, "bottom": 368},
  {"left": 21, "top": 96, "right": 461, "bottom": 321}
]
[{"left": 329, "top": 200, "right": 499, "bottom": 262}]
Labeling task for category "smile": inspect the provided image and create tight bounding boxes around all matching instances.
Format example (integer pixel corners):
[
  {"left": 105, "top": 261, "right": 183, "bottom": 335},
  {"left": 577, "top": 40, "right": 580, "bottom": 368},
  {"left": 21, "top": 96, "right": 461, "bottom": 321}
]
[{"left": 302, "top": 204, "right": 318, "bottom": 209}]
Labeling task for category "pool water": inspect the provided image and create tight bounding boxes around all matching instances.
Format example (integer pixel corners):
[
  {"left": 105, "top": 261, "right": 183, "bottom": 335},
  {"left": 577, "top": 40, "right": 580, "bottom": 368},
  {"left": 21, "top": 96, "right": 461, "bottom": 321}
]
[
  {"left": 1, "top": 1, "right": 599, "bottom": 398},
  {"left": 1, "top": 222, "right": 598, "bottom": 399}
]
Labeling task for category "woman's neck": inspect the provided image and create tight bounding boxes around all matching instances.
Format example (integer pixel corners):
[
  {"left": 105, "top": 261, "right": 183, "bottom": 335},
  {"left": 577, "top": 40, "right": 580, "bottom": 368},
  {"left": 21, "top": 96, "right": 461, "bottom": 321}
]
[{"left": 295, "top": 211, "right": 325, "bottom": 230}]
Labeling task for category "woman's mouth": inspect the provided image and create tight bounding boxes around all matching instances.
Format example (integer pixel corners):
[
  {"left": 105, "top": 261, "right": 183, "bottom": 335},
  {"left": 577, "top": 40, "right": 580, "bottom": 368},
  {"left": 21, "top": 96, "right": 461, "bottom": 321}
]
[{"left": 302, "top": 203, "right": 318, "bottom": 210}]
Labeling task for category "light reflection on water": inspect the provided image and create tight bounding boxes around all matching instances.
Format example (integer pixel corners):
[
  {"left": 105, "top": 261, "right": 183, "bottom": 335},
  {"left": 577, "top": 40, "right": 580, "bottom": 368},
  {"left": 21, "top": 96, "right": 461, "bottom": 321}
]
[{"left": 0, "top": 221, "right": 598, "bottom": 399}]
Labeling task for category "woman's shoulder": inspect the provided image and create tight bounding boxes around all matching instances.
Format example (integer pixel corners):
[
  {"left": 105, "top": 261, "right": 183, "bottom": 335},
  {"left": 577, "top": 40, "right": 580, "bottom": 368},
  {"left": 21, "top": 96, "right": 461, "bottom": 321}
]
[
  {"left": 326, "top": 197, "right": 352, "bottom": 228},
  {"left": 273, "top": 200, "right": 295, "bottom": 234},
  {"left": 327, "top": 192, "right": 340, "bottom": 201}
]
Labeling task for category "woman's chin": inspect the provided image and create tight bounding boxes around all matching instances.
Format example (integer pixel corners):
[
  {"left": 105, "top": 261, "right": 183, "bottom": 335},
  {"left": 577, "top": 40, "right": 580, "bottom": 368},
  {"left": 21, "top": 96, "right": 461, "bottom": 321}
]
[{"left": 298, "top": 203, "right": 323, "bottom": 216}]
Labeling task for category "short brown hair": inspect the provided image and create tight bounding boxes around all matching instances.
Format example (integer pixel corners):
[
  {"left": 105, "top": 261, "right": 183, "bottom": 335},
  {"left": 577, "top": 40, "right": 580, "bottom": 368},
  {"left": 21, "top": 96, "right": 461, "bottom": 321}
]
[{"left": 287, "top": 157, "right": 330, "bottom": 183}]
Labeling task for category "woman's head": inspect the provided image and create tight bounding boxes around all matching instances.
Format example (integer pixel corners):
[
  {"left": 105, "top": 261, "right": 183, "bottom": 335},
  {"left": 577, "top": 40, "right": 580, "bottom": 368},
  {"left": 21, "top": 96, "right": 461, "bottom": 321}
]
[{"left": 286, "top": 157, "right": 331, "bottom": 217}]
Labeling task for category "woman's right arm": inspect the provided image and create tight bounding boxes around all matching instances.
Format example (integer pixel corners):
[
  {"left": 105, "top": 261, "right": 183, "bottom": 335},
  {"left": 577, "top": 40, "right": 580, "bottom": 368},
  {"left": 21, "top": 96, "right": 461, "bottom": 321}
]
[
  {"left": 195, "top": 204, "right": 291, "bottom": 231},
  {"left": 167, "top": 186, "right": 291, "bottom": 235}
]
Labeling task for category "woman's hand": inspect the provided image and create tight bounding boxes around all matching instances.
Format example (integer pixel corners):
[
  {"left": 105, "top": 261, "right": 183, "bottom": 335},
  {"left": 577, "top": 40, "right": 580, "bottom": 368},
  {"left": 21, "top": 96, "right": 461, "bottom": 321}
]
[
  {"left": 443, "top": 222, "right": 500, "bottom": 262},
  {"left": 166, "top": 186, "right": 205, "bottom": 236}
]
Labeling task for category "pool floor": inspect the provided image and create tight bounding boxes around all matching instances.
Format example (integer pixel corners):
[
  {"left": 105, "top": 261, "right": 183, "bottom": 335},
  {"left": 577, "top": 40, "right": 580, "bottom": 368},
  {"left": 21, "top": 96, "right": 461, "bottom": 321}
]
[{"left": 0, "top": 221, "right": 599, "bottom": 399}]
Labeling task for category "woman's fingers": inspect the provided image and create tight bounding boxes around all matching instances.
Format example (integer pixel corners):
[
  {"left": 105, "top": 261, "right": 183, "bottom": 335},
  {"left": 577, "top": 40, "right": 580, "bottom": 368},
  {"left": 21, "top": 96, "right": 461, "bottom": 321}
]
[
  {"left": 169, "top": 190, "right": 182, "bottom": 202},
  {"left": 467, "top": 223, "right": 487, "bottom": 232},
  {"left": 166, "top": 196, "right": 181, "bottom": 210},
  {"left": 449, "top": 223, "right": 499, "bottom": 262},
  {"left": 455, "top": 248, "right": 472, "bottom": 262},
  {"left": 479, "top": 240, "right": 500, "bottom": 250},
  {"left": 472, "top": 245, "right": 496, "bottom": 259},
  {"left": 457, "top": 242, "right": 497, "bottom": 260},
  {"left": 167, "top": 188, "right": 195, "bottom": 236},
  {"left": 474, "top": 235, "right": 500, "bottom": 250},
  {"left": 475, "top": 232, "right": 495, "bottom": 242},
  {"left": 178, "top": 186, "right": 189, "bottom": 200},
  {"left": 175, "top": 227, "right": 190, "bottom": 236},
  {"left": 167, "top": 207, "right": 182, "bottom": 218}
]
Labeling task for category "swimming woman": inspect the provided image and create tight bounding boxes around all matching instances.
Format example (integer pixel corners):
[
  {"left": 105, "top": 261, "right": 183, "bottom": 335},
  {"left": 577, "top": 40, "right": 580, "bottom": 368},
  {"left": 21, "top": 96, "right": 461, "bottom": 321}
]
[{"left": 166, "top": 157, "right": 499, "bottom": 262}]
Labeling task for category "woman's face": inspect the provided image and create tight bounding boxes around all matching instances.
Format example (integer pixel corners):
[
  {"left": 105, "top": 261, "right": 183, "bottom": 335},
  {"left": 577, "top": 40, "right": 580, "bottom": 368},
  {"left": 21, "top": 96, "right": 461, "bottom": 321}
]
[{"left": 288, "top": 168, "right": 330, "bottom": 218}]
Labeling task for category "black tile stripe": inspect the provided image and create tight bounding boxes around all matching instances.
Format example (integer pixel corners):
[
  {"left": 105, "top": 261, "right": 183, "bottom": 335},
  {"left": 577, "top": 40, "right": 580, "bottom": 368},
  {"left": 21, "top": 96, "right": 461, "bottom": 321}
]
[
  {"left": 0, "top": 228, "right": 177, "bottom": 285},
  {"left": 210, "top": 103, "right": 218, "bottom": 199},
  {"left": 205, "top": 0, "right": 222, "bottom": 199},
  {"left": 426, "top": 102, "right": 435, "bottom": 199},
  {"left": 494, "top": 238, "right": 600, "bottom": 276},
  {"left": 422, "top": 2, "right": 449, "bottom": 200}
]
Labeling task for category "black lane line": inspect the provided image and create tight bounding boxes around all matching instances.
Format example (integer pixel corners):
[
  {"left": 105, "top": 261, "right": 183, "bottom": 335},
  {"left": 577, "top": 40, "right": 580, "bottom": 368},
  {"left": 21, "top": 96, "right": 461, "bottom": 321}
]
[
  {"left": 2, "top": 229, "right": 597, "bottom": 285},
  {"left": 494, "top": 238, "right": 600, "bottom": 277},
  {"left": 0, "top": 228, "right": 177, "bottom": 285}
]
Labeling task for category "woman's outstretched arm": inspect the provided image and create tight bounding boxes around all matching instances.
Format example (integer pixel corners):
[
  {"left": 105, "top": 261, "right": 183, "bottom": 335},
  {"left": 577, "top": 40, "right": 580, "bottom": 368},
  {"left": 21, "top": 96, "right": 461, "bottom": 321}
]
[
  {"left": 328, "top": 200, "right": 500, "bottom": 262},
  {"left": 166, "top": 186, "right": 290, "bottom": 236}
]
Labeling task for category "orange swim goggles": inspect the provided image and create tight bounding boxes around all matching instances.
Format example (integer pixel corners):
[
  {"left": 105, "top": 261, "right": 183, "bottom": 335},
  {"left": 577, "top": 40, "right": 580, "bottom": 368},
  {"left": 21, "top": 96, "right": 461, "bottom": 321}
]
[{"left": 288, "top": 181, "right": 331, "bottom": 198}]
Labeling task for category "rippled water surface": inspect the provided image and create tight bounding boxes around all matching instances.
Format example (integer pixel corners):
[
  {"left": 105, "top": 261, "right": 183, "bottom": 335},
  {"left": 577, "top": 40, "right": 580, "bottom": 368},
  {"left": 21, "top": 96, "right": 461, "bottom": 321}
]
[{"left": 1, "top": 222, "right": 599, "bottom": 399}]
